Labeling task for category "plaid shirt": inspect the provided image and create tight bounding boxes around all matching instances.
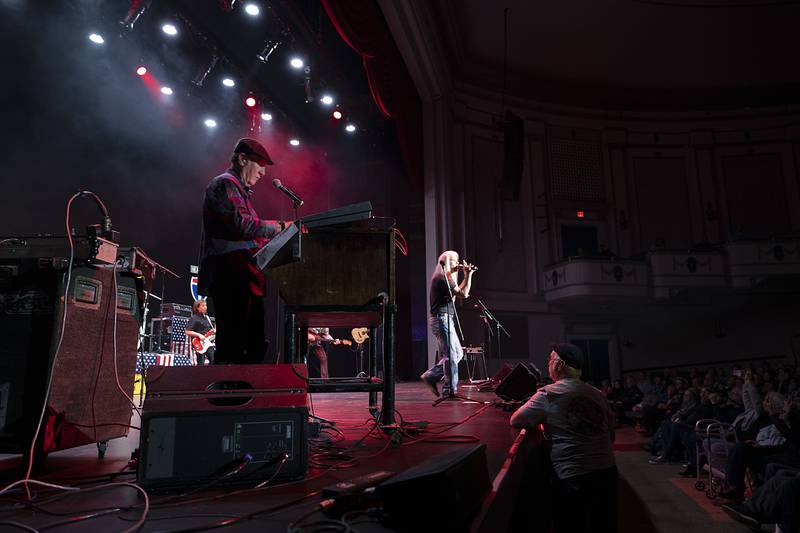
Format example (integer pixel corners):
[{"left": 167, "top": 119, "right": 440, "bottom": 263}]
[{"left": 198, "top": 170, "right": 280, "bottom": 295}]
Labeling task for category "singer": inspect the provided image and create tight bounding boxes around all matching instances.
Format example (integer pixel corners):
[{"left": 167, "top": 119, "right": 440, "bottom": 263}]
[
  {"left": 198, "top": 138, "right": 292, "bottom": 364},
  {"left": 421, "top": 250, "right": 477, "bottom": 398}
]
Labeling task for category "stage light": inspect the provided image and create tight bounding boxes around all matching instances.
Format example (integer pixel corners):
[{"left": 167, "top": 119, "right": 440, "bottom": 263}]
[
  {"left": 332, "top": 108, "right": 343, "bottom": 120},
  {"left": 162, "top": 23, "right": 178, "bottom": 36},
  {"left": 204, "top": 118, "right": 217, "bottom": 128},
  {"left": 261, "top": 112, "right": 273, "bottom": 121},
  {"left": 244, "top": 3, "right": 260, "bottom": 16},
  {"left": 320, "top": 94, "right": 334, "bottom": 106},
  {"left": 222, "top": 78, "right": 235, "bottom": 87},
  {"left": 192, "top": 54, "right": 220, "bottom": 87},
  {"left": 290, "top": 57, "right": 304, "bottom": 69},
  {"left": 256, "top": 40, "right": 281, "bottom": 63},
  {"left": 88, "top": 33, "right": 105, "bottom": 44},
  {"left": 120, "top": 0, "right": 151, "bottom": 31},
  {"left": 345, "top": 123, "right": 357, "bottom": 133},
  {"left": 136, "top": 66, "right": 147, "bottom": 76},
  {"left": 289, "top": 139, "right": 300, "bottom": 146},
  {"left": 160, "top": 86, "right": 173, "bottom": 95},
  {"left": 245, "top": 96, "right": 257, "bottom": 107}
]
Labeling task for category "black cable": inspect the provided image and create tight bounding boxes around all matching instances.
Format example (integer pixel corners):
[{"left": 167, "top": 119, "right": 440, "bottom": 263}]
[{"left": 0, "top": 521, "right": 39, "bottom": 532}]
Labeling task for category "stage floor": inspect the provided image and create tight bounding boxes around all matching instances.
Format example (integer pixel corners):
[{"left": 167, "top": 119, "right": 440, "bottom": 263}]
[{"left": 0, "top": 382, "right": 525, "bottom": 532}]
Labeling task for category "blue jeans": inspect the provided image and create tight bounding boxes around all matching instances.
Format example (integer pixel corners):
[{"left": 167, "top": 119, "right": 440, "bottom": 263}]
[{"left": 422, "top": 313, "right": 463, "bottom": 394}]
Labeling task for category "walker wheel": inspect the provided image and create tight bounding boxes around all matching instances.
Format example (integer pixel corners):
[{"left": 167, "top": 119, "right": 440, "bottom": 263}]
[
  {"left": 694, "top": 480, "right": 705, "bottom": 491},
  {"left": 706, "top": 487, "right": 717, "bottom": 500}
]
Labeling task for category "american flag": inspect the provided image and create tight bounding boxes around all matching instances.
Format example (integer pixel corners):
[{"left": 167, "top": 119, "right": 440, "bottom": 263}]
[
  {"left": 168, "top": 315, "right": 192, "bottom": 356},
  {"left": 136, "top": 351, "right": 192, "bottom": 373}
]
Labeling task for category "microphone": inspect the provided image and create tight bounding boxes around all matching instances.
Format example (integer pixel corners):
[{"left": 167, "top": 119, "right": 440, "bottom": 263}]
[{"left": 272, "top": 179, "right": 304, "bottom": 207}]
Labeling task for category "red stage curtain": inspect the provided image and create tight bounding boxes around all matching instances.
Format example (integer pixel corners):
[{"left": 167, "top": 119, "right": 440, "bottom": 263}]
[{"left": 322, "top": 0, "right": 423, "bottom": 189}]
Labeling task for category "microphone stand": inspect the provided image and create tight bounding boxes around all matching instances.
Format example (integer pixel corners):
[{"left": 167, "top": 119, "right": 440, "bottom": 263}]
[{"left": 475, "top": 298, "right": 510, "bottom": 391}]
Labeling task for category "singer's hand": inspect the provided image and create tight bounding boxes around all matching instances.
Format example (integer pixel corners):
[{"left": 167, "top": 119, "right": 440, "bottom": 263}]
[{"left": 461, "top": 261, "right": 478, "bottom": 273}]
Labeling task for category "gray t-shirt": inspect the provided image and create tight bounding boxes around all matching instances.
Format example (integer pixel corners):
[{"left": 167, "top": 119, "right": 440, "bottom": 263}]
[{"left": 516, "top": 378, "right": 615, "bottom": 479}]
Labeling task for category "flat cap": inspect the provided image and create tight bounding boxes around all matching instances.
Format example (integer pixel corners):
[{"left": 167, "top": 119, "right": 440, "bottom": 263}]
[
  {"left": 551, "top": 343, "right": 584, "bottom": 370},
  {"left": 233, "top": 138, "right": 274, "bottom": 165}
]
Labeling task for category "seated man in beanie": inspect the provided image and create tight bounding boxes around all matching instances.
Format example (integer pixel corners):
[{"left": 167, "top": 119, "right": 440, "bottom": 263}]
[
  {"left": 511, "top": 343, "right": 617, "bottom": 533},
  {"left": 198, "top": 138, "right": 292, "bottom": 364}
]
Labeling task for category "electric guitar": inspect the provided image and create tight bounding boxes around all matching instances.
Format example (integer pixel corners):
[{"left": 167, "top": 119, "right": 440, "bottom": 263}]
[
  {"left": 190, "top": 330, "right": 216, "bottom": 354},
  {"left": 351, "top": 328, "right": 369, "bottom": 345},
  {"left": 308, "top": 331, "right": 352, "bottom": 347}
]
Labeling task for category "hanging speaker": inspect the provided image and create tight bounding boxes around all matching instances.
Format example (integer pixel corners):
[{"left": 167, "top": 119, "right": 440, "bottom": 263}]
[{"left": 501, "top": 111, "right": 524, "bottom": 200}]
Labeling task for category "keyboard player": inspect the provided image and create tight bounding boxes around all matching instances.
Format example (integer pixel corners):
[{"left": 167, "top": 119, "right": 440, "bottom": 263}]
[{"left": 198, "top": 138, "right": 293, "bottom": 364}]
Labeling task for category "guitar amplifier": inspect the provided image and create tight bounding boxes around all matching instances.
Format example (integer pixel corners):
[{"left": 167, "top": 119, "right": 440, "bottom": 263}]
[
  {"left": 138, "top": 364, "right": 309, "bottom": 489},
  {"left": 160, "top": 302, "right": 192, "bottom": 317}
]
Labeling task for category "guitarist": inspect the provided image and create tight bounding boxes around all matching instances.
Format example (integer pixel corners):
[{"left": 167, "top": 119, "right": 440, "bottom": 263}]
[
  {"left": 307, "top": 327, "right": 341, "bottom": 379},
  {"left": 185, "top": 299, "right": 216, "bottom": 365}
]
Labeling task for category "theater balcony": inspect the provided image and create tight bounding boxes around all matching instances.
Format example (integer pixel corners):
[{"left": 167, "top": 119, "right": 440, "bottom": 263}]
[
  {"left": 648, "top": 249, "right": 727, "bottom": 299},
  {"left": 542, "top": 258, "right": 649, "bottom": 303},
  {"left": 726, "top": 237, "right": 800, "bottom": 288}
]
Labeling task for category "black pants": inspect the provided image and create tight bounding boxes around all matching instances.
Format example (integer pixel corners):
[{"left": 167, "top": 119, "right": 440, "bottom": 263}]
[
  {"left": 210, "top": 289, "right": 267, "bottom": 365},
  {"left": 552, "top": 466, "right": 618, "bottom": 533},
  {"left": 198, "top": 346, "right": 215, "bottom": 365}
]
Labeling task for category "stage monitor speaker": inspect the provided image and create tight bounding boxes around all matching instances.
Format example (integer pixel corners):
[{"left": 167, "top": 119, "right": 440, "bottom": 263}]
[
  {"left": 138, "top": 364, "right": 309, "bottom": 489},
  {"left": 377, "top": 443, "right": 491, "bottom": 530},
  {"left": 502, "top": 111, "right": 524, "bottom": 200},
  {"left": 494, "top": 362, "right": 539, "bottom": 401},
  {"left": 0, "top": 260, "right": 141, "bottom": 455}
]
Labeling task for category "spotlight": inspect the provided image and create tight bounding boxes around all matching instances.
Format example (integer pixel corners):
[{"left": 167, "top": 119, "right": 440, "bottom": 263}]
[
  {"left": 345, "top": 123, "right": 357, "bottom": 133},
  {"left": 261, "top": 112, "right": 273, "bottom": 121},
  {"left": 256, "top": 40, "right": 281, "bottom": 63},
  {"left": 290, "top": 57, "right": 304, "bottom": 69},
  {"left": 120, "top": 0, "right": 152, "bottom": 31},
  {"left": 192, "top": 54, "right": 220, "bottom": 87},
  {"left": 289, "top": 139, "right": 300, "bottom": 146},
  {"left": 222, "top": 78, "right": 235, "bottom": 87},
  {"left": 204, "top": 118, "right": 217, "bottom": 128},
  {"left": 245, "top": 96, "right": 257, "bottom": 108},
  {"left": 244, "top": 3, "right": 260, "bottom": 16},
  {"left": 332, "top": 108, "right": 343, "bottom": 120},
  {"left": 160, "top": 86, "right": 173, "bottom": 95},
  {"left": 88, "top": 33, "right": 105, "bottom": 44},
  {"left": 162, "top": 23, "right": 178, "bottom": 36},
  {"left": 136, "top": 66, "right": 147, "bottom": 76},
  {"left": 320, "top": 95, "right": 334, "bottom": 105}
]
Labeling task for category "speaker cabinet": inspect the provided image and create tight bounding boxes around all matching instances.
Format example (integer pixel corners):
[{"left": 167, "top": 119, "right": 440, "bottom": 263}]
[
  {"left": 0, "top": 260, "right": 141, "bottom": 455},
  {"left": 377, "top": 443, "right": 491, "bottom": 530},
  {"left": 138, "top": 364, "right": 309, "bottom": 488},
  {"left": 494, "top": 362, "right": 540, "bottom": 401}
]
